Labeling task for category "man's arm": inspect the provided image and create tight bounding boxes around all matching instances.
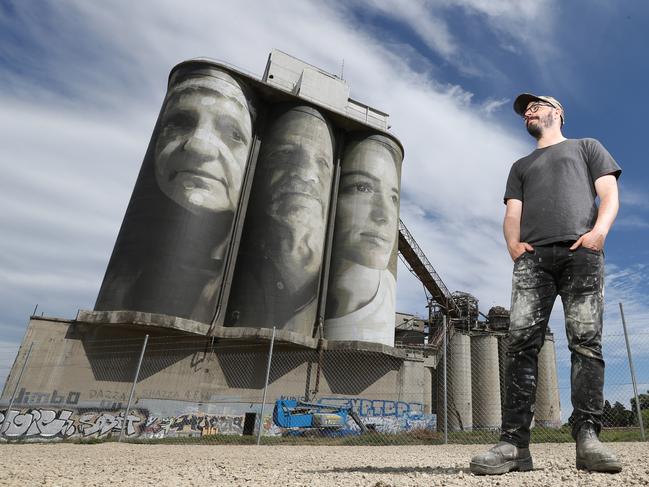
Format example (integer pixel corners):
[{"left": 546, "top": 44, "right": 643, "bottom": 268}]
[
  {"left": 570, "top": 174, "right": 619, "bottom": 251},
  {"left": 503, "top": 198, "right": 534, "bottom": 261}
]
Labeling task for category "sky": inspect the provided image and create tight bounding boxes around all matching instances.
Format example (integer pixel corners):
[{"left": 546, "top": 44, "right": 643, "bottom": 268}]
[{"left": 1, "top": 0, "right": 648, "bottom": 409}]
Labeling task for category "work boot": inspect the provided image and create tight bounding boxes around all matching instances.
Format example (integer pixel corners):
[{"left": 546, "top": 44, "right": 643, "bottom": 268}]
[
  {"left": 469, "top": 441, "right": 533, "bottom": 475},
  {"left": 575, "top": 423, "right": 622, "bottom": 473}
]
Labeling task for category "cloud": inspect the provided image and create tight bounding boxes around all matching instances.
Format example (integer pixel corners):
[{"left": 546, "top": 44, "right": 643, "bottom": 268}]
[
  {"left": 439, "top": 0, "right": 559, "bottom": 59},
  {"left": 1, "top": 0, "right": 647, "bottom": 403},
  {"left": 615, "top": 215, "right": 649, "bottom": 230},
  {"left": 352, "top": 0, "right": 460, "bottom": 59},
  {"left": 0, "top": 0, "right": 535, "bottom": 333},
  {"left": 344, "top": 0, "right": 559, "bottom": 81},
  {"left": 481, "top": 97, "right": 510, "bottom": 115},
  {"left": 620, "top": 184, "right": 649, "bottom": 210},
  {"left": 0, "top": 339, "right": 21, "bottom": 396}
]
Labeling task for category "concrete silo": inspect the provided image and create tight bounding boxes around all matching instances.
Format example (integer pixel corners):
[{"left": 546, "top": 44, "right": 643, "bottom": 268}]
[
  {"left": 488, "top": 306, "right": 510, "bottom": 412},
  {"left": 323, "top": 133, "right": 403, "bottom": 347},
  {"left": 438, "top": 331, "right": 472, "bottom": 431},
  {"left": 471, "top": 332, "right": 501, "bottom": 430},
  {"left": 535, "top": 329, "right": 561, "bottom": 428},
  {"left": 95, "top": 61, "right": 258, "bottom": 326}
]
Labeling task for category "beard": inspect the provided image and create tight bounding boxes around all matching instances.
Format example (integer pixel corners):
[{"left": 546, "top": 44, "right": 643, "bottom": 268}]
[{"left": 525, "top": 112, "right": 554, "bottom": 139}]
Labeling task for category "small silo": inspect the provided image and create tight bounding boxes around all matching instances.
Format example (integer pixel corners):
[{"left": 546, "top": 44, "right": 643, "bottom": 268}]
[
  {"left": 488, "top": 306, "right": 510, "bottom": 409},
  {"left": 535, "top": 329, "right": 561, "bottom": 428},
  {"left": 471, "top": 332, "right": 501, "bottom": 429},
  {"left": 437, "top": 331, "right": 472, "bottom": 431}
]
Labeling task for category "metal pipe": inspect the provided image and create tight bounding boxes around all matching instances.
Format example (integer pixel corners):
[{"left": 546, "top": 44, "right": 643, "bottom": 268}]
[
  {"left": 257, "top": 327, "right": 276, "bottom": 445},
  {"left": 1, "top": 342, "right": 34, "bottom": 435},
  {"left": 119, "top": 334, "right": 149, "bottom": 442},
  {"left": 619, "top": 303, "right": 645, "bottom": 440},
  {"left": 443, "top": 314, "right": 448, "bottom": 444},
  {"left": 313, "top": 132, "right": 342, "bottom": 339},
  {"left": 209, "top": 118, "right": 265, "bottom": 331}
]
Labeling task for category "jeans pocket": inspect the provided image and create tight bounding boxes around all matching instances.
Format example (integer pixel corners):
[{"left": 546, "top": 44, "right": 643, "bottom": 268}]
[{"left": 514, "top": 251, "right": 529, "bottom": 264}]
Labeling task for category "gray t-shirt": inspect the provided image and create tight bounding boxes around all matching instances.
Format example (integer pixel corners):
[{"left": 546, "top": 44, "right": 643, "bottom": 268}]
[{"left": 504, "top": 138, "right": 621, "bottom": 246}]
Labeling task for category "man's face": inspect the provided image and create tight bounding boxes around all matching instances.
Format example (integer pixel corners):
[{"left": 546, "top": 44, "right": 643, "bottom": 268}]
[
  {"left": 524, "top": 102, "right": 556, "bottom": 138},
  {"left": 333, "top": 141, "right": 399, "bottom": 270},
  {"left": 154, "top": 76, "right": 253, "bottom": 214},
  {"left": 261, "top": 108, "right": 334, "bottom": 228}
]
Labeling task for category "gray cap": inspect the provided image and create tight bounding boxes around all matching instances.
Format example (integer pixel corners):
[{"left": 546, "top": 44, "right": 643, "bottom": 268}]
[{"left": 513, "top": 93, "right": 564, "bottom": 125}]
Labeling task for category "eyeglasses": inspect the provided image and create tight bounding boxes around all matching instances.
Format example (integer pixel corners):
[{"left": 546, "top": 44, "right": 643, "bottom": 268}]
[{"left": 523, "top": 102, "right": 555, "bottom": 116}]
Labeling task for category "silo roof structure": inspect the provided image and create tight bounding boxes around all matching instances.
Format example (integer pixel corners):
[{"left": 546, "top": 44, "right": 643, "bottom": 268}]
[{"left": 170, "top": 50, "right": 403, "bottom": 153}]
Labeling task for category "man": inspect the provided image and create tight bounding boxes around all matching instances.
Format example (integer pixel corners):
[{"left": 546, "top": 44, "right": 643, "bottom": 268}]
[
  {"left": 324, "top": 134, "right": 401, "bottom": 347},
  {"left": 470, "top": 93, "right": 622, "bottom": 475},
  {"left": 225, "top": 104, "right": 335, "bottom": 335}
]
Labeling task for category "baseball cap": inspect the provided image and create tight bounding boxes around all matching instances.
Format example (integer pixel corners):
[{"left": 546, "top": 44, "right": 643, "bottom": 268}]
[{"left": 513, "top": 93, "right": 564, "bottom": 125}]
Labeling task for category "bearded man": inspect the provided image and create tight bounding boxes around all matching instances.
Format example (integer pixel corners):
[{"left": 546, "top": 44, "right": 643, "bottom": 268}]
[{"left": 470, "top": 94, "right": 622, "bottom": 475}]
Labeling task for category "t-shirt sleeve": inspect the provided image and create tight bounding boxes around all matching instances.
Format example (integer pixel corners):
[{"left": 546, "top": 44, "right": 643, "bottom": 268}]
[
  {"left": 504, "top": 163, "right": 523, "bottom": 204},
  {"left": 584, "top": 138, "right": 621, "bottom": 181}
]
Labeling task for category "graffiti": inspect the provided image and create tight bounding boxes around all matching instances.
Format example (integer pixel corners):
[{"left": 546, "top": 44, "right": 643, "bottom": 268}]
[
  {"left": 89, "top": 389, "right": 128, "bottom": 402},
  {"left": 261, "top": 414, "right": 282, "bottom": 436},
  {"left": 78, "top": 411, "right": 142, "bottom": 438},
  {"left": 278, "top": 395, "right": 423, "bottom": 419},
  {"left": 1, "top": 408, "right": 244, "bottom": 441},
  {"left": 316, "top": 397, "right": 423, "bottom": 418},
  {"left": 368, "top": 413, "right": 436, "bottom": 434},
  {"left": 0, "top": 409, "right": 76, "bottom": 438},
  {"left": 180, "top": 390, "right": 214, "bottom": 403},
  {"left": 0, "top": 408, "right": 146, "bottom": 440},
  {"left": 269, "top": 396, "right": 432, "bottom": 435},
  {"left": 279, "top": 395, "right": 307, "bottom": 403},
  {"left": 168, "top": 414, "right": 243, "bottom": 436},
  {"left": 139, "top": 413, "right": 245, "bottom": 438},
  {"left": 139, "top": 389, "right": 180, "bottom": 400},
  {"left": 12, "top": 388, "right": 80, "bottom": 406},
  {"left": 141, "top": 415, "right": 171, "bottom": 439}
]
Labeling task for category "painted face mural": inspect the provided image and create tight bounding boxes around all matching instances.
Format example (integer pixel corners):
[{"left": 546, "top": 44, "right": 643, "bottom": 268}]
[
  {"left": 154, "top": 74, "right": 253, "bottom": 214},
  {"left": 261, "top": 105, "right": 334, "bottom": 267},
  {"left": 225, "top": 104, "right": 335, "bottom": 335},
  {"left": 324, "top": 134, "right": 402, "bottom": 347},
  {"left": 334, "top": 141, "right": 399, "bottom": 269},
  {"left": 95, "top": 63, "right": 255, "bottom": 326}
]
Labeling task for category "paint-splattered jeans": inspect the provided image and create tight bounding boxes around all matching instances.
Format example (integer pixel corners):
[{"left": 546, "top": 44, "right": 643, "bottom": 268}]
[{"left": 500, "top": 242, "right": 605, "bottom": 448}]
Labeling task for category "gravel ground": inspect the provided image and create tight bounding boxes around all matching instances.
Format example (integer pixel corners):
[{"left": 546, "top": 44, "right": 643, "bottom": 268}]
[{"left": 0, "top": 442, "right": 647, "bottom": 486}]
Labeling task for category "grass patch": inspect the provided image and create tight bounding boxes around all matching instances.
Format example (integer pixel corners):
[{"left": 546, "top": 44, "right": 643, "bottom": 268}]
[{"left": 4, "top": 426, "right": 645, "bottom": 446}]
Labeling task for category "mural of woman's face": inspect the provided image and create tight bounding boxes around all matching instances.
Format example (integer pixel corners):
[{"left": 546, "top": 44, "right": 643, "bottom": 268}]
[
  {"left": 154, "top": 75, "right": 253, "bottom": 214},
  {"left": 334, "top": 140, "right": 399, "bottom": 269}
]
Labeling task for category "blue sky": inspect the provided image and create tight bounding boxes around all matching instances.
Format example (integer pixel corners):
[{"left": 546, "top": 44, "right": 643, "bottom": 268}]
[{"left": 1, "top": 0, "right": 648, "bottom": 409}]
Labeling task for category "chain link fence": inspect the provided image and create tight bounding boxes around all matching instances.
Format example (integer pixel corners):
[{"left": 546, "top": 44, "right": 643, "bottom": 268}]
[{"left": 0, "top": 323, "right": 647, "bottom": 445}]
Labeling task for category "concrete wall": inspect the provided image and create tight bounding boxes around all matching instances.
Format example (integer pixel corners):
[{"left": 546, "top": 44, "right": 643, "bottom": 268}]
[{"left": 1, "top": 317, "right": 435, "bottom": 441}]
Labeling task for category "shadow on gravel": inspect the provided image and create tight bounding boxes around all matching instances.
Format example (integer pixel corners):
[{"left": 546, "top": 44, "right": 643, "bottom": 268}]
[{"left": 308, "top": 466, "right": 466, "bottom": 475}]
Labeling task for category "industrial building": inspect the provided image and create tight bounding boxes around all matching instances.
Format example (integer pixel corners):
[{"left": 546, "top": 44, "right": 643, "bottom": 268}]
[{"left": 0, "top": 51, "right": 560, "bottom": 441}]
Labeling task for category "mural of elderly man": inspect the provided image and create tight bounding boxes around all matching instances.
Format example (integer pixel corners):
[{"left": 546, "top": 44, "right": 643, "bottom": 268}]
[
  {"left": 225, "top": 104, "right": 335, "bottom": 335},
  {"left": 324, "top": 134, "right": 402, "bottom": 347},
  {"left": 95, "top": 63, "right": 255, "bottom": 325}
]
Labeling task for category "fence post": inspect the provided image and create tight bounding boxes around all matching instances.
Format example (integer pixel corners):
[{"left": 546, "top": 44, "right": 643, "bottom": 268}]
[
  {"left": 619, "top": 303, "right": 645, "bottom": 440},
  {"left": 1, "top": 342, "right": 34, "bottom": 435},
  {"left": 119, "top": 334, "right": 149, "bottom": 442},
  {"left": 443, "top": 315, "right": 448, "bottom": 444},
  {"left": 257, "top": 326, "right": 276, "bottom": 446}
]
